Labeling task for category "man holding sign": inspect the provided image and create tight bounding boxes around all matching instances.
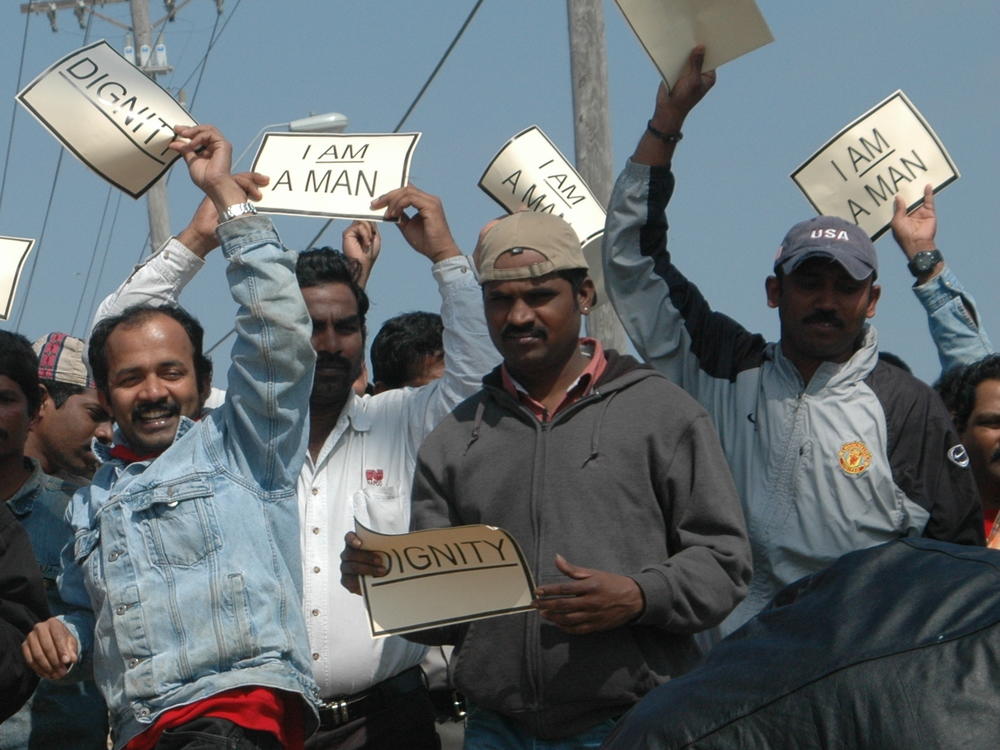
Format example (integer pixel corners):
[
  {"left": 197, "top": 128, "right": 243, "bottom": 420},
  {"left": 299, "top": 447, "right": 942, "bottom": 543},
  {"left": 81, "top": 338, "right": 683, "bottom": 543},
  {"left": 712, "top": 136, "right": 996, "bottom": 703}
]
[
  {"left": 88, "top": 183, "right": 498, "bottom": 748},
  {"left": 344, "top": 210, "right": 751, "bottom": 747},
  {"left": 602, "top": 47, "right": 983, "bottom": 637},
  {"left": 22, "top": 125, "right": 321, "bottom": 749}
]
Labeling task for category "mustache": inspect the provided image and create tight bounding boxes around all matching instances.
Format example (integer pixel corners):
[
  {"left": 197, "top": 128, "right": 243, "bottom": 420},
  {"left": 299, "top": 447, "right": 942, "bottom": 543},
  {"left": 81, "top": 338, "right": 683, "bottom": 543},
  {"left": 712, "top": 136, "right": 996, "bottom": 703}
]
[
  {"left": 315, "top": 352, "right": 352, "bottom": 371},
  {"left": 501, "top": 324, "right": 547, "bottom": 340},
  {"left": 802, "top": 311, "right": 844, "bottom": 328},
  {"left": 132, "top": 399, "right": 180, "bottom": 421}
]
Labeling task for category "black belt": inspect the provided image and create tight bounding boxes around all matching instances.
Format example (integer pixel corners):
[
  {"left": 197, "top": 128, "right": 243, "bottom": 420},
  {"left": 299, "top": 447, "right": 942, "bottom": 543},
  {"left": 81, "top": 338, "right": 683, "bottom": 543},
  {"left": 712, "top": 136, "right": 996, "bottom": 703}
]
[{"left": 318, "top": 666, "right": 426, "bottom": 729}]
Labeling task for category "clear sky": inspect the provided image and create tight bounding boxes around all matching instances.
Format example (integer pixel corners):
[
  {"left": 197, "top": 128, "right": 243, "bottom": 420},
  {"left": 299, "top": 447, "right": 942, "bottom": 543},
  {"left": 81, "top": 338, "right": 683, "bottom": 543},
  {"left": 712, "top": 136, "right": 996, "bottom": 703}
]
[{"left": 0, "top": 0, "right": 997, "bottom": 384}]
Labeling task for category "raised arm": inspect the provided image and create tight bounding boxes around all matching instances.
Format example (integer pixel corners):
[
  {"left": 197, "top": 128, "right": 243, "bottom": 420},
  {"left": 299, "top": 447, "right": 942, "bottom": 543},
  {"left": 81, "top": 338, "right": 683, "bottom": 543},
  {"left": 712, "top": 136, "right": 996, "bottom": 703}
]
[
  {"left": 891, "top": 185, "right": 993, "bottom": 372},
  {"left": 369, "top": 185, "right": 500, "bottom": 447},
  {"left": 603, "top": 48, "right": 766, "bottom": 396},
  {"left": 88, "top": 172, "right": 269, "bottom": 335},
  {"left": 631, "top": 46, "right": 716, "bottom": 170},
  {"left": 169, "top": 125, "right": 314, "bottom": 490}
]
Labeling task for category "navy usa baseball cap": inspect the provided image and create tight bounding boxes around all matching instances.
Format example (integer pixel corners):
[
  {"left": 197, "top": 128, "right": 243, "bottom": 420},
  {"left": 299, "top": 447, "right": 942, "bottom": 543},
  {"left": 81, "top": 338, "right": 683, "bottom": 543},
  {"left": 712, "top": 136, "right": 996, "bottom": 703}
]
[{"left": 775, "top": 216, "right": 877, "bottom": 281}]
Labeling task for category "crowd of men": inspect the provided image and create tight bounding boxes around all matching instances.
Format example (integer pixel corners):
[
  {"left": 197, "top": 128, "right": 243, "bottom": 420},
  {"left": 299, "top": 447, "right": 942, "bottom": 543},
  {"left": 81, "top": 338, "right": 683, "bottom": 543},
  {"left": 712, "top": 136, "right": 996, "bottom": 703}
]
[{"left": 0, "top": 47, "right": 998, "bottom": 750}]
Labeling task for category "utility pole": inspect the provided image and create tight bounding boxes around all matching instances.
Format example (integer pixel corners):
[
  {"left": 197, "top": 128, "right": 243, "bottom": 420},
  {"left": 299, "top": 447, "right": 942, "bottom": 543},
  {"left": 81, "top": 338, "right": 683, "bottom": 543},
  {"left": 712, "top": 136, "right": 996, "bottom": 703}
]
[
  {"left": 129, "top": 0, "right": 170, "bottom": 248},
  {"left": 566, "top": 0, "right": 630, "bottom": 352},
  {"left": 20, "top": 0, "right": 191, "bottom": 250}
]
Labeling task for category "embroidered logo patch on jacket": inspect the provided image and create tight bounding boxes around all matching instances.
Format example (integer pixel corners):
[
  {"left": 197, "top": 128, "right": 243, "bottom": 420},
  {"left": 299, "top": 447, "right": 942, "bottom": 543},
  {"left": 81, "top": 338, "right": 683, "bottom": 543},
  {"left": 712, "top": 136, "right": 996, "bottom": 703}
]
[
  {"left": 365, "top": 469, "right": 384, "bottom": 486},
  {"left": 838, "top": 441, "right": 873, "bottom": 476}
]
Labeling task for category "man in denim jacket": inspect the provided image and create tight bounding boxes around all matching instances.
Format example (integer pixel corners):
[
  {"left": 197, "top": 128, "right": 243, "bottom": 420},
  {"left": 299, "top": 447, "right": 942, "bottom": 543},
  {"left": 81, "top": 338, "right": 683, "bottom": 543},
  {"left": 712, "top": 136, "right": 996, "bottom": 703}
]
[{"left": 22, "top": 125, "right": 320, "bottom": 749}]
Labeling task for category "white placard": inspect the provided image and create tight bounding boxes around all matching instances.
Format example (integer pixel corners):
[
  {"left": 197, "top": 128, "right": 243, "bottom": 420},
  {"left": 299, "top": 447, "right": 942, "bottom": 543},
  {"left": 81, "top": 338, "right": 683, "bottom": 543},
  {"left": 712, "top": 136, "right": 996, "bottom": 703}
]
[
  {"left": 479, "top": 126, "right": 605, "bottom": 247},
  {"left": 0, "top": 237, "right": 35, "bottom": 321},
  {"left": 17, "top": 40, "right": 196, "bottom": 198},
  {"left": 250, "top": 132, "right": 421, "bottom": 221},
  {"left": 615, "top": 0, "right": 773, "bottom": 87},
  {"left": 791, "top": 91, "right": 959, "bottom": 240},
  {"left": 356, "top": 521, "right": 535, "bottom": 638}
]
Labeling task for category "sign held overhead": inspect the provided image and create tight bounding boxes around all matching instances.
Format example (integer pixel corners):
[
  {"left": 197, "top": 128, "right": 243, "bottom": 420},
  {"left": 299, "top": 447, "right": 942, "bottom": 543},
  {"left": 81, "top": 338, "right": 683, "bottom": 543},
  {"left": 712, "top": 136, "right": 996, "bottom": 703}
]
[
  {"left": 615, "top": 0, "right": 773, "bottom": 88},
  {"left": 17, "top": 40, "right": 196, "bottom": 198},
  {"left": 479, "top": 125, "right": 606, "bottom": 248},
  {"left": 791, "top": 91, "right": 959, "bottom": 239},
  {"left": 250, "top": 132, "right": 421, "bottom": 222}
]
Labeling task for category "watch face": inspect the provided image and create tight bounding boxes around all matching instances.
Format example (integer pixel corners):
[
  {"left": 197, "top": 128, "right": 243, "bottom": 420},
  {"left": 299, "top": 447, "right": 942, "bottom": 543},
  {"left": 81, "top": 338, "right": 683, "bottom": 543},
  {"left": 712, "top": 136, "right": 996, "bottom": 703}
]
[{"left": 910, "top": 250, "right": 941, "bottom": 275}]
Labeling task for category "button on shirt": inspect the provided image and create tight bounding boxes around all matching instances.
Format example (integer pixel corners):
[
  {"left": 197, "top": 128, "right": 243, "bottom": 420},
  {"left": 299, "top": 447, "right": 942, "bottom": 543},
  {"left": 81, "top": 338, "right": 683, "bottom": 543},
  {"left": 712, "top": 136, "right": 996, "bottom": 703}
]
[{"left": 88, "top": 242, "right": 498, "bottom": 701}]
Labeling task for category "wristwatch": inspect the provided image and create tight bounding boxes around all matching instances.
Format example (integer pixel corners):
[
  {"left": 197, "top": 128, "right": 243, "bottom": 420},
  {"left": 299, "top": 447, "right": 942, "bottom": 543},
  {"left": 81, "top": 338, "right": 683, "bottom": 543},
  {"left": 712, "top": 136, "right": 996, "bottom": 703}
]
[
  {"left": 907, "top": 248, "right": 942, "bottom": 278},
  {"left": 219, "top": 202, "right": 257, "bottom": 223}
]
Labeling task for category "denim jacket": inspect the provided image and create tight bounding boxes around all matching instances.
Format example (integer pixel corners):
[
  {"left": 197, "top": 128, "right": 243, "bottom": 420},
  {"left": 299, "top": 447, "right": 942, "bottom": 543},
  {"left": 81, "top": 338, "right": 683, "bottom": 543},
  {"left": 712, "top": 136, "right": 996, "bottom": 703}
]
[
  {"left": 57, "top": 215, "right": 319, "bottom": 748},
  {"left": 913, "top": 265, "right": 994, "bottom": 374},
  {"left": 2, "top": 460, "right": 108, "bottom": 749}
]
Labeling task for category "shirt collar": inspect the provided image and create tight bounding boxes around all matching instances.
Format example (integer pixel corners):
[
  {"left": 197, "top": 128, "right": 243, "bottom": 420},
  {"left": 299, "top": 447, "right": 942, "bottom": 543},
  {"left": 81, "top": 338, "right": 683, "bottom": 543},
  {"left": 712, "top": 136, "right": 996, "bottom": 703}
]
[
  {"left": 6, "top": 457, "right": 45, "bottom": 516},
  {"left": 500, "top": 338, "right": 606, "bottom": 418},
  {"left": 99, "top": 414, "right": 201, "bottom": 466}
]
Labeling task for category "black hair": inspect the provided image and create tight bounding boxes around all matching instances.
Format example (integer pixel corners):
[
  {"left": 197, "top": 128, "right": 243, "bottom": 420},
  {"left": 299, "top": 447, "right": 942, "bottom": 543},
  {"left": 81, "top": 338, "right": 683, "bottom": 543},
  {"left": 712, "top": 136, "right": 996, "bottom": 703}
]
[
  {"left": 296, "top": 247, "right": 370, "bottom": 323},
  {"left": 88, "top": 304, "right": 213, "bottom": 397},
  {"left": 370, "top": 311, "right": 444, "bottom": 389},
  {"left": 0, "top": 330, "right": 41, "bottom": 416},
  {"left": 557, "top": 268, "right": 590, "bottom": 297},
  {"left": 949, "top": 354, "right": 1000, "bottom": 432},
  {"left": 39, "top": 378, "right": 85, "bottom": 408}
]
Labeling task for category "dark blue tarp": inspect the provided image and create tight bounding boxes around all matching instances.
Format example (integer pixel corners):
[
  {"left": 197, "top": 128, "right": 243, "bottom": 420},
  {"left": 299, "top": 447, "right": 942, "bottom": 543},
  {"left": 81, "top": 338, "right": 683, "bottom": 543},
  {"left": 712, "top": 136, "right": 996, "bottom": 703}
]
[{"left": 602, "top": 538, "right": 1000, "bottom": 749}]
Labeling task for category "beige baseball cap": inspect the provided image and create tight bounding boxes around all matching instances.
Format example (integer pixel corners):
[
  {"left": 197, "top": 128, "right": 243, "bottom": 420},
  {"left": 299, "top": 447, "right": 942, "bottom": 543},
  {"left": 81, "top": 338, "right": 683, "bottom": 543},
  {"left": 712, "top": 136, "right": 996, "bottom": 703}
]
[{"left": 473, "top": 211, "right": 588, "bottom": 283}]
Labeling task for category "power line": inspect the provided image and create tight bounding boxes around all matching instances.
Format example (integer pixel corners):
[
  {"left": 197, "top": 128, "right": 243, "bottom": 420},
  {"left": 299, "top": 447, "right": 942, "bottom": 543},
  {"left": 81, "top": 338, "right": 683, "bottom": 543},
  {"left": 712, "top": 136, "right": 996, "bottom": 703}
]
[
  {"left": 12, "top": 149, "right": 66, "bottom": 332},
  {"left": 204, "top": 0, "right": 485, "bottom": 357},
  {"left": 0, "top": 9, "right": 33, "bottom": 217},
  {"left": 176, "top": 0, "right": 242, "bottom": 107},
  {"left": 82, "top": 191, "right": 125, "bottom": 333},
  {"left": 303, "top": 0, "right": 485, "bottom": 252},
  {"left": 13, "top": 8, "right": 95, "bottom": 333},
  {"left": 186, "top": 8, "right": 221, "bottom": 109},
  {"left": 71, "top": 185, "right": 114, "bottom": 336},
  {"left": 391, "top": 0, "right": 485, "bottom": 133}
]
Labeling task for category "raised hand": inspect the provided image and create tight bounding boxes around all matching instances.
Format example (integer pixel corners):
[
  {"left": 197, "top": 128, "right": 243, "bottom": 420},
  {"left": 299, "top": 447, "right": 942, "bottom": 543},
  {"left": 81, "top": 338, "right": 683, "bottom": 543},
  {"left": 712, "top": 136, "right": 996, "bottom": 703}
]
[{"left": 370, "top": 185, "right": 461, "bottom": 264}]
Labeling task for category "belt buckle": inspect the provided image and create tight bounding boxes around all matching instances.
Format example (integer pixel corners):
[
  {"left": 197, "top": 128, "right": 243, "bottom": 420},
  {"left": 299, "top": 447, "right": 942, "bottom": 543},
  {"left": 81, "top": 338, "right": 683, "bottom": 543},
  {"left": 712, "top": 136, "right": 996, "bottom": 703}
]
[{"left": 323, "top": 697, "right": 351, "bottom": 727}]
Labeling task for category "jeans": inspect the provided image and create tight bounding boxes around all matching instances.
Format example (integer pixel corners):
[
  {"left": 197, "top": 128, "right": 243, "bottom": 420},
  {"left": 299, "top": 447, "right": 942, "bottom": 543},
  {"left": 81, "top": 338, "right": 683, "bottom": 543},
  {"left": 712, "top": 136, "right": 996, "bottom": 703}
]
[
  {"left": 463, "top": 706, "right": 617, "bottom": 750},
  {"left": 156, "top": 717, "right": 282, "bottom": 750}
]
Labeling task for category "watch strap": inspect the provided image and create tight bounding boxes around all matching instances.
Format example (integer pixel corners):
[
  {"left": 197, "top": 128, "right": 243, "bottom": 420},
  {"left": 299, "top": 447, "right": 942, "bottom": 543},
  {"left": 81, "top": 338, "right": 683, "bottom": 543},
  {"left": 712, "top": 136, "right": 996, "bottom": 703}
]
[
  {"left": 907, "top": 248, "right": 943, "bottom": 277},
  {"left": 219, "top": 202, "right": 257, "bottom": 223},
  {"left": 646, "top": 120, "right": 683, "bottom": 144}
]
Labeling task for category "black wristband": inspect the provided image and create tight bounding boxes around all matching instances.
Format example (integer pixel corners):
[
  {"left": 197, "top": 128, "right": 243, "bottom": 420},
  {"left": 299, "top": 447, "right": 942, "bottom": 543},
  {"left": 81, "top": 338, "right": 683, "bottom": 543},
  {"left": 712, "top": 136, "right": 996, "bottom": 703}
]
[
  {"left": 646, "top": 120, "right": 683, "bottom": 144},
  {"left": 907, "top": 248, "right": 943, "bottom": 278}
]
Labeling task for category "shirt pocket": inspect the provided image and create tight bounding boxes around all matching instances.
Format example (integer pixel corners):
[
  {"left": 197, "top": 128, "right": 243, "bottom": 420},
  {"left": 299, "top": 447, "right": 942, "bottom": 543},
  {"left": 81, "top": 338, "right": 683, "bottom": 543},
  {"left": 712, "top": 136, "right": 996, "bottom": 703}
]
[
  {"left": 73, "top": 528, "right": 100, "bottom": 565},
  {"left": 136, "top": 481, "right": 223, "bottom": 567},
  {"left": 352, "top": 486, "right": 407, "bottom": 534}
]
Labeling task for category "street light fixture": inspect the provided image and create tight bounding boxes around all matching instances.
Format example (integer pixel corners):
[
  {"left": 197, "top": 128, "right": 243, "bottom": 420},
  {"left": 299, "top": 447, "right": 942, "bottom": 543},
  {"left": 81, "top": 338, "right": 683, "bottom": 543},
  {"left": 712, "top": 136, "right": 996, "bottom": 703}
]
[{"left": 234, "top": 111, "right": 349, "bottom": 169}]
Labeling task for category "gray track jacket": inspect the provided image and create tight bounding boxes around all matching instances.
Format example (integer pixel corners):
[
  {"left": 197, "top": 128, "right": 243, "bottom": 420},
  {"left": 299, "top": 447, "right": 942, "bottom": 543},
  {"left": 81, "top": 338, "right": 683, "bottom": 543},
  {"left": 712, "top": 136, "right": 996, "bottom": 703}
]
[{"left": 603, "top": 160, "right": 983, "bottom": 634}]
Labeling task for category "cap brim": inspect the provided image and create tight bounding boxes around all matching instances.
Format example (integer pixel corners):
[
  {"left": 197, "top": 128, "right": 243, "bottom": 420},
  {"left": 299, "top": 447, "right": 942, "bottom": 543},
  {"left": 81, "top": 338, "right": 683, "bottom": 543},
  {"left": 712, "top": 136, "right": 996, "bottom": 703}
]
[{"left": 780, "top": 250, "right": 875, "bottom": 281}]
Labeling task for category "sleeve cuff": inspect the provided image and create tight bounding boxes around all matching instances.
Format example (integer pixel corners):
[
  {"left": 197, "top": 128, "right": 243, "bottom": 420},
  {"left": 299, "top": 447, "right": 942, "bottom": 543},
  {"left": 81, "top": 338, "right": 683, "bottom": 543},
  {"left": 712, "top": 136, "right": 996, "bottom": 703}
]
[
  {"left": 432, "top": 254, "right": 477, "bottom": 287},
  {"left": 216, "top": 215, "right": 280, "bottom": 260},
  {"left": 912, "top": 264, "right": 961, "bottom": 313},
  {"left": 630, "top": 568, "right": 673, "bottom": 627}
]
